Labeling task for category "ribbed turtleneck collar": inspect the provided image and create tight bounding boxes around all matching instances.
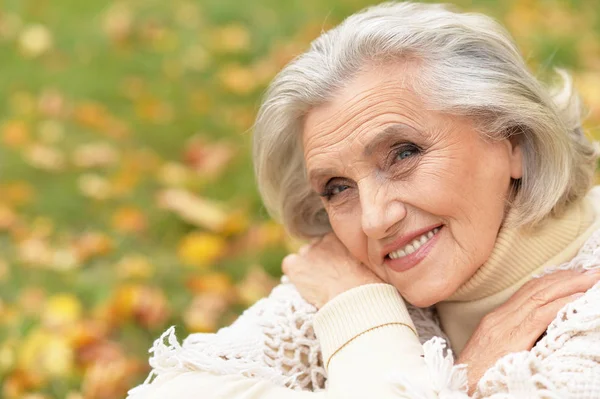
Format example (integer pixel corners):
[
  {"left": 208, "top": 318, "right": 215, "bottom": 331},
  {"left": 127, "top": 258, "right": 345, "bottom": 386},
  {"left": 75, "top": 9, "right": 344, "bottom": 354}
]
[{"left": 447, "top": 198, "right": 595, "bottom": 303}]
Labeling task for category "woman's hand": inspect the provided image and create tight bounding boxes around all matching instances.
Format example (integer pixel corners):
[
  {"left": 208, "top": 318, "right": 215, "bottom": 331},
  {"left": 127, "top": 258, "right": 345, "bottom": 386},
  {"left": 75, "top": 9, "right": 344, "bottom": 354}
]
[
  {"left": 282, "top": 233, "right": 383, "bottom": 309},
  {"left": 457, "top": 269, "right": 600, "bottom": 394}
]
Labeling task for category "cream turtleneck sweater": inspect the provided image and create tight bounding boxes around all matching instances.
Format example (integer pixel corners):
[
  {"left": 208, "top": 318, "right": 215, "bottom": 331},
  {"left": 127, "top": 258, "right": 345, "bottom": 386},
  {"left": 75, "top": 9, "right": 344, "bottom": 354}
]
[{"left": 438, "top": 191, "right": 599, "bottom": 354}]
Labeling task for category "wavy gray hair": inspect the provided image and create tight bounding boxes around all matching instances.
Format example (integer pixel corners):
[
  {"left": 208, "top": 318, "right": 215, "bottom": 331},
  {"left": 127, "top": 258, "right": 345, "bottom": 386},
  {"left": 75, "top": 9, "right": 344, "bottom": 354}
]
[{"left": 253, "top": 1, "right": 598, "bottom": 238}]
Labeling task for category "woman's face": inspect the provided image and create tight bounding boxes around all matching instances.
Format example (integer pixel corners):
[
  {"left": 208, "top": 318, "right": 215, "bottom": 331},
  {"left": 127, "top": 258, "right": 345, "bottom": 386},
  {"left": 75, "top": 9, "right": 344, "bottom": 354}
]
[{"left": 302, "top": 63, "right": 523, "bottom": 307}]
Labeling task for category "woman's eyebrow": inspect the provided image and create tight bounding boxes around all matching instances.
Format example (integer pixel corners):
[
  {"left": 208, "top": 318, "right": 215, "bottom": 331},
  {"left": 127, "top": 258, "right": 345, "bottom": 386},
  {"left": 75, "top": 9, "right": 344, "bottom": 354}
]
[
  {"left": 363, "top": 124, "right": 420, "bottom": 157},
  {"left": 308, "top": 167, "right": 337, "bottom": 189}
]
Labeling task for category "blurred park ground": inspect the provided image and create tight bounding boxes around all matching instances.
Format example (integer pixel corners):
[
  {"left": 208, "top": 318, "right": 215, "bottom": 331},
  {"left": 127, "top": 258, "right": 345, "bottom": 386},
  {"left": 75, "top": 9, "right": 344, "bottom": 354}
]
[{"left": 0, "top": 0, "right": 598, "bottom": 398}]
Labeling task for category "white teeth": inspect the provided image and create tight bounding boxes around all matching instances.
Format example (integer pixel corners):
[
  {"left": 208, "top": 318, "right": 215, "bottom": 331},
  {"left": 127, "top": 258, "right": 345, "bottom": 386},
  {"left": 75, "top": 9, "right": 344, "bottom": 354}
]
[{"left": 387, "top": 227, "right": 440, "bottom": 260}]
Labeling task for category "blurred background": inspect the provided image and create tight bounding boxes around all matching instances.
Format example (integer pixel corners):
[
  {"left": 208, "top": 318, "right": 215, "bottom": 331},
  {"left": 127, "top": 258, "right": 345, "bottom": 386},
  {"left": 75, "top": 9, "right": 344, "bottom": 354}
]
[{"left": 0, "top": 0, "right": 598, "bottom": 397}]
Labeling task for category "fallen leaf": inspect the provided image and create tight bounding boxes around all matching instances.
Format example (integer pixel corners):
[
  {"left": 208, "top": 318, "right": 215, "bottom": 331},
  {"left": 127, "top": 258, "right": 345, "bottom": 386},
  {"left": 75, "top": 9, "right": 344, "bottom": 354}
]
[
  {"left": 111, "top": 207, "right": 147, "bottom": 234},
  {"left": 183, "top": 136, "right": 236, "bottom": 178},
  {"left": 72, "top": 232, "right": 113, "bottom": 262},
  {"left": 102, "top": 4, "right": 133, "bottom": 43},
  {"left": 2, "top": 120, "right": 30, "bottom": 148},
  {"left": 218, "top": 64, "right": 259, "bottom": 95},
  {"left": 186, "top": 272, "right": 234, "bottom": 297},
  {"left": 17, "top": 238, "right": 53, "bottom": 267},
  {"left": 116, "top": 254, "right": 154, "bottom": 280},
  {"left": 183, "top": 293, "right": 229, "bottom": 332},
  {"left": 156, "top": 189, "right": 229, "bottom": 231},
  {"left": 78, "top": 173, "right": 112, "bottom": 200},
  {"left": 0, "top": 205, "right": 18, "bottom": 230},
  {"left": 42, "top": 293, "right": 83, "bottom": 330},
  {"left": 37, "top": 119, "right": 65, "bottom": 143},
  {"left": 178, "top": 232, "right": 227, "bottom": 268},
  {"left": 19, "top": 328, "right": 75, "bottom": 379},
  {"left": 236, "top": 265, "right": 277, "bottom": 306},
  {"left": 72, "top": 142, "right": 119, "bottom": 168},
  {"left": 23, "top": 144, "right": 66, "bottom": 172},
  {"left": 212, "top": 24, "right": 251, "bottom": 54},
  {"left": 37, "top": 89, "right": 66, "bottom": 118},
  {"left": 156, "top": 162, "right": 192, "bottom": 187},
  {"left": 18, "top": 24, "right": 53, "bottom": 58}
]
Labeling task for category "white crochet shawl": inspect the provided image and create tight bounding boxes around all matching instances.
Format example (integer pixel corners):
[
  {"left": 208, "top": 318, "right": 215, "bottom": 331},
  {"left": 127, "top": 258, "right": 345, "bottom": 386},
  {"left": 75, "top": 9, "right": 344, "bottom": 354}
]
[{"left": 130, "top": 228, "right": 600, "bottom": 398}]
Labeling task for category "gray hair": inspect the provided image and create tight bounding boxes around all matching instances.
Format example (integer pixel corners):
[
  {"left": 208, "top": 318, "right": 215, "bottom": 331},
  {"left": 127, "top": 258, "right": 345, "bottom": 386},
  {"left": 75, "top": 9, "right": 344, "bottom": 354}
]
[{"left": 253, "top": 1, "right": 598, "bottom": 238}]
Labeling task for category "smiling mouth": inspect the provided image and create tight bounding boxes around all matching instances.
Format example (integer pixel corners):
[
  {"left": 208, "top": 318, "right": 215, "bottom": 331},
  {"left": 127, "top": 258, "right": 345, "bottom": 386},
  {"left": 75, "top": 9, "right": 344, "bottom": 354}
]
[{"left": 386, "top": 226, "right": 441, "bottom": 260}]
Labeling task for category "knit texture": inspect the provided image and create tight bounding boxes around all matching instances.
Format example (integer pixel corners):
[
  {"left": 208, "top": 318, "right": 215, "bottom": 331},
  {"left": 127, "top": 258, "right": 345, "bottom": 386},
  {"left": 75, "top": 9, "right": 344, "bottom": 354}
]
[{"left": 128, "top": 227, "right": 600, "bottom": 399}]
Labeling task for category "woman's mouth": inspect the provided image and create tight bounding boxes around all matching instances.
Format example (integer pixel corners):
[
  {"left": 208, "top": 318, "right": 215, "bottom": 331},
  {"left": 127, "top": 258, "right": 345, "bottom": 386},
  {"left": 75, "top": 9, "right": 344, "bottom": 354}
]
[{"left": 384, "top": 226, "right": 442, "bottom": 272}]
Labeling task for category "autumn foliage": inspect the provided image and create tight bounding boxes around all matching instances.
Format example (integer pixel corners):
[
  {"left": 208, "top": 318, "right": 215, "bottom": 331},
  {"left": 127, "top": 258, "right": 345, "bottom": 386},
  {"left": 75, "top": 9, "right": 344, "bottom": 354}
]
[{"left": 0, "top": 0, "right": 599, "bottom": 398}]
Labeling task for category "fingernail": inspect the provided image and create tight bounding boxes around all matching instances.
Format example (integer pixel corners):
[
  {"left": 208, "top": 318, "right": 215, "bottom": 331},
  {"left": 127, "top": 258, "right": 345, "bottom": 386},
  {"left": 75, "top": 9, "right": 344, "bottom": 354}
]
[{"left": 584, "top": 268, "right": 600, "bottom": 275}]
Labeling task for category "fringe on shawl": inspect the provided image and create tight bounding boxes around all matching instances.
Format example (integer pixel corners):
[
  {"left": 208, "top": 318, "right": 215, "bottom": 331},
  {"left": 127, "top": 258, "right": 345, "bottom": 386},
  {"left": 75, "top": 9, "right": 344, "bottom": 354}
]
[
  {"left": 387, "top": 337, "right": 469, "bottom": 399},
  {"left": 127, "top": 326, "right": 302, "bottom": 398}
]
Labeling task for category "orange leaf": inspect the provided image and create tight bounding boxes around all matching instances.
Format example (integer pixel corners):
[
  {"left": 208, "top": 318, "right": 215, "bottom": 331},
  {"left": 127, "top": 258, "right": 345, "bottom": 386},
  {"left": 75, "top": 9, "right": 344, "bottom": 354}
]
[
  {"left": 111, "top": 207, "right": 147, "bottom": 234},
  {"left": 1, "top": 120, "right": 30, "bottom": 148}
]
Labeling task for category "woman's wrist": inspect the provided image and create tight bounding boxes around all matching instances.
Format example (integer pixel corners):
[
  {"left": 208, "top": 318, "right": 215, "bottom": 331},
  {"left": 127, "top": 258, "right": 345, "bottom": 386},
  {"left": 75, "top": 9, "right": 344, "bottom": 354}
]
[{"left": 315, "top": 283, "right": 418, "bottom": 369}]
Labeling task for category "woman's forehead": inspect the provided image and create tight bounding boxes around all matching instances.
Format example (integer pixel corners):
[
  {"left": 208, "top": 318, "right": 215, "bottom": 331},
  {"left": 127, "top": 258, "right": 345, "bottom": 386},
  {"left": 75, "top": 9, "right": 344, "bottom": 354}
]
[{"left": 303, "top": 88, "right": 429, "bottom": 158}]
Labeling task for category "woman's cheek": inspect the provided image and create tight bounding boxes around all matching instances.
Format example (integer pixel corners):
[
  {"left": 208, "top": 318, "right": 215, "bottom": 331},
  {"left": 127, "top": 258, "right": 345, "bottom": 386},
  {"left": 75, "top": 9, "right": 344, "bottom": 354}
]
[{"left": 328, "top": 210, "right": 370, "bottom": 265}]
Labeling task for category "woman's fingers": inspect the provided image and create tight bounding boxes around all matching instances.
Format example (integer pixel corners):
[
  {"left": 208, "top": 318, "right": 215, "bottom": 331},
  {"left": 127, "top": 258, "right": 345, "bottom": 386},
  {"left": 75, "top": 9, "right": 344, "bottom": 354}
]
[
  {"left": 501, "top": 269, "right": 595, "bottom": 311},
  {"left": 521, "top": 292, "right": 586, "bottom": 345},
  {"left": 518, "top": 270, "right": 600, "bottom": 313}
]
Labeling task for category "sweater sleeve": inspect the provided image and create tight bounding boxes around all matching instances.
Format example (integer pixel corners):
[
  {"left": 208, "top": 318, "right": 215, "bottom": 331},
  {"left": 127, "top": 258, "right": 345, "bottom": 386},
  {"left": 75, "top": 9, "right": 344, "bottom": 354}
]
[{"left": 314, "top": 284, "right": 469, "bottom": 399}]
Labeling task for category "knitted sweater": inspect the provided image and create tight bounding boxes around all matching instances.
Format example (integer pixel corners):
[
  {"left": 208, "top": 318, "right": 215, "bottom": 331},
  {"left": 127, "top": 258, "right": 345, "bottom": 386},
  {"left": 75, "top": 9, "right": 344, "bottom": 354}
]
[{"left": 128, "top": 188, "right": 600, "bottom": 398}]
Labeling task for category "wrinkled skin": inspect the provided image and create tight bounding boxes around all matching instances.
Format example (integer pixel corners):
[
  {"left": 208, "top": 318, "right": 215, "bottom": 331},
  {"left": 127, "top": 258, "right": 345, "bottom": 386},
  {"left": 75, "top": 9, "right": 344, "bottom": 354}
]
[{"left": 301, "top": 62, "right": 523, "bottom": 307}]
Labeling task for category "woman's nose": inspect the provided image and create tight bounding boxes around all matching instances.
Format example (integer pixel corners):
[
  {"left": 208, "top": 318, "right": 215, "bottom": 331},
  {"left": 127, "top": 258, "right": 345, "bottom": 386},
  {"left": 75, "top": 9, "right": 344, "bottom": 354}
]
[{"left": 360, "top": 183, "right": 407, "bottom": 239}]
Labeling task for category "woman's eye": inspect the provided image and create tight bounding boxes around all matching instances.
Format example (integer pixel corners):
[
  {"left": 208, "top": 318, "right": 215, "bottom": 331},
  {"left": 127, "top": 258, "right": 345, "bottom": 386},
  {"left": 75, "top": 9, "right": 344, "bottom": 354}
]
[
  {"left": 395, "top": 145, "right": 419, "bottom": 161},
  {"left": 330, "top": 185, "right": 348, "bottom": 195},
  {"left": 320, "top": 183, "right": 350, "bottom": 200}
]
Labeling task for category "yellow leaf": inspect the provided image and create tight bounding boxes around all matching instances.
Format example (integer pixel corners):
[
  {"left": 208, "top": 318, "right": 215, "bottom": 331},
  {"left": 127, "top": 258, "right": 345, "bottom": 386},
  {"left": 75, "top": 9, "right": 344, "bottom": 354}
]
[
  {"left": 116, "top": 254, "right": 154, "bottom": 280},
  {"left": 212, "top": 24, "right": 251, "bottom": 54},
  {"left": 218, "top": 64, "right": 259, "bottom": 95},
  {"left": 157, "top": 162, "right": 192, "bottom": 187},
  {"left": 19, "top": 328, "right": 74, "bottom": 379},
  {"left": 42, "top": 293, "right": 82, "bottom": 329},
  {"left": 178, "top": 232, "right": 226, "bottom": 268},
  {"left": 18, "top": 24, "right": 53, "bottom": 58}
]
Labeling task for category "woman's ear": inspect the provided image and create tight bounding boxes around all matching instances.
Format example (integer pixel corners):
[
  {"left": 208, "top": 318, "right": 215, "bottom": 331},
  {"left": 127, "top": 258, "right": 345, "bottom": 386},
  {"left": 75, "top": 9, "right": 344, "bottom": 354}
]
[{"left": 507, "top": 135, "right": 524, "bottom": 180}]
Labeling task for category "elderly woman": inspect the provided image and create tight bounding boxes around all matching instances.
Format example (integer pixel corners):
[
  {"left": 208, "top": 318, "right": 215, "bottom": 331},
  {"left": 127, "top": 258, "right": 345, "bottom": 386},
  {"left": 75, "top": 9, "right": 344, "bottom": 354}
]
[{"left": 128, "top": 2, "right": 600, "bottom": 398}]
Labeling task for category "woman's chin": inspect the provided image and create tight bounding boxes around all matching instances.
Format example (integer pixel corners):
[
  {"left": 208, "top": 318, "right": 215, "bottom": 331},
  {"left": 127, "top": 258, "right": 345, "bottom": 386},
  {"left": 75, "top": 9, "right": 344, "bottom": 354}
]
[{"left": 396, "top": 281, "right": 457, "bottom": 308}]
